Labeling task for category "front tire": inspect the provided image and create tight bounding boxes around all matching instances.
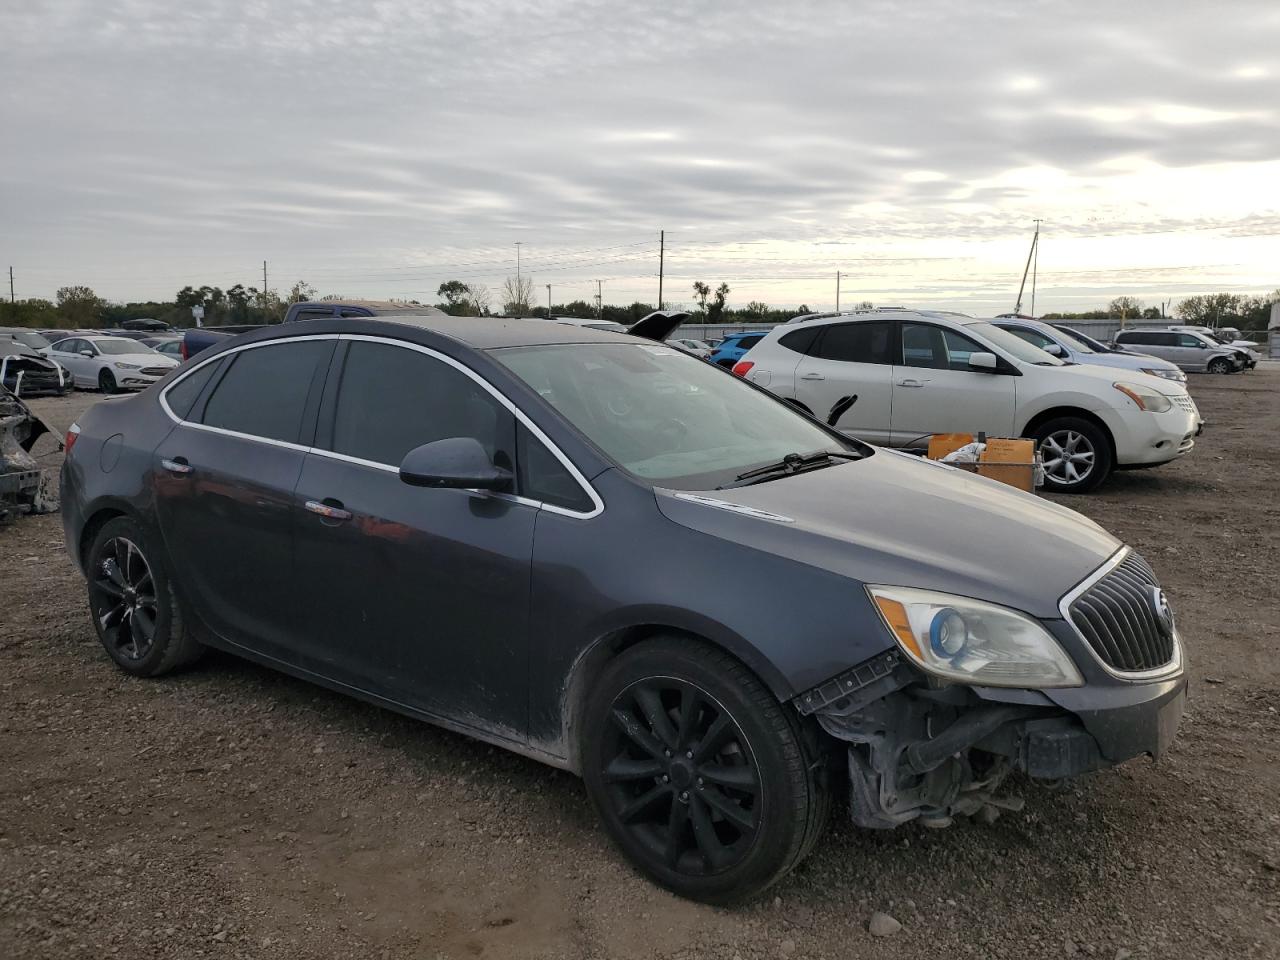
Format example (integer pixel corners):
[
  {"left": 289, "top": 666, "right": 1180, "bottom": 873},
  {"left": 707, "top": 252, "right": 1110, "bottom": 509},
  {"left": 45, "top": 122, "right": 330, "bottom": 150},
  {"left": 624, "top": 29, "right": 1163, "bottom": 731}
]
[
  {"left": 98, "top": 368, "right": 119, "bottom": 393},
  {"left": 582, "top": 638, "right": 828, "bottom": 904},
  {"left": 1031, "top": 416, "right": 1112, "bottom": 494},
  {"left": 86, "top": 517, "right": 203, "bottom": 676},
  {"left": 1207, "top": 357, "right": 1233, "bottom": 375}
]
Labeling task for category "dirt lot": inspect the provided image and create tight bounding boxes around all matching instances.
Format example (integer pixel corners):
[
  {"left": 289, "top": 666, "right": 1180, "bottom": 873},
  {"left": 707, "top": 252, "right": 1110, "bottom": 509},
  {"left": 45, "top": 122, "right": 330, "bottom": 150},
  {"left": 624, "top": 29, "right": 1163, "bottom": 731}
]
[{"left": 2, "top": 374, "right": 1278, "bottom": 960}]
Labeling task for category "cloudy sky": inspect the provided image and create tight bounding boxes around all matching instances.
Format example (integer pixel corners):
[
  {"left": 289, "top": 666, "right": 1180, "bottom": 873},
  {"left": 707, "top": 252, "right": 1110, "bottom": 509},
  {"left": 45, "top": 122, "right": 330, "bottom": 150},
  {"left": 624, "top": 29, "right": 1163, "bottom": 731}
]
[{"left": 3, "top": 0, "right": 1278, "bottom": 315}]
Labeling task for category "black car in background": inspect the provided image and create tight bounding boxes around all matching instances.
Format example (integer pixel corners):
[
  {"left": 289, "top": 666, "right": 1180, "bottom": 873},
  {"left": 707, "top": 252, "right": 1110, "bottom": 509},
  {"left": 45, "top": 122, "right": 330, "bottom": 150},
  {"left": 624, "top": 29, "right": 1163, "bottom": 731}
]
[{"left": 60, "top": 316, "right": 1187, "bottom": 902}]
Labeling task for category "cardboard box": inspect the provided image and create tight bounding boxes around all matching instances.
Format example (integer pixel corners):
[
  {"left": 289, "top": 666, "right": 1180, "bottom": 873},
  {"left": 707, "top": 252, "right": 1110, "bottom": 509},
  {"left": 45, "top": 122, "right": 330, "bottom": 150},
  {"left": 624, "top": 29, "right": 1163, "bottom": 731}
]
[{"left": 927, "top": 433, "right": 1039, "bottom": 493}]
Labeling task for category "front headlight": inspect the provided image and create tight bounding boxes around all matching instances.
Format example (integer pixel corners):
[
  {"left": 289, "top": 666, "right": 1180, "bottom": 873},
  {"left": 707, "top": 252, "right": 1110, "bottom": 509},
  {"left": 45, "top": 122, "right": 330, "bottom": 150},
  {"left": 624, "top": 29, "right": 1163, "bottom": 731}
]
[
  {"left": 1113, "top": 381, "right": 1172, "bottom": 413},
  {"left": 868, "top": 586, "right": 1083, "bottom": 688},
  {"left": 114, "top": 362, "right": 142, "bottom": 370},
  {"left": 1141, "top": 367, "right": 1186, "bottom": 382}
]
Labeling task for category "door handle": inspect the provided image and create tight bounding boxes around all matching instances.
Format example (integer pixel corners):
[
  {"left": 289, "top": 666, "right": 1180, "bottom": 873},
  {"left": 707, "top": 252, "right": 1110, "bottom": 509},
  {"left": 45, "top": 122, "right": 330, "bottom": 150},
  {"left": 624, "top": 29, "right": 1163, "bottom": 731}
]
[
  {"left": 799, "top": 372, "right": 826, "bottom": 381},
  {"left": 161, "top": 457, "right": 193, "bottom": 475},
  {"left": 896, "top": 379, "right": 928, "bottom": 387},
  {"left": 305, "top": 499, "right": 353, "bottom": 522}
]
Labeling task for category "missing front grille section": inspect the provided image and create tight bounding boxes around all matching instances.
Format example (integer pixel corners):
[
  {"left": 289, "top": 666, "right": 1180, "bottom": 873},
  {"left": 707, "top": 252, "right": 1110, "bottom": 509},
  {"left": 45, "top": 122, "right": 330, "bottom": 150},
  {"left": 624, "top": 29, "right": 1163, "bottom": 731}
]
[{"left": 793, "top": 649, "right": 911, "bottom": 717}]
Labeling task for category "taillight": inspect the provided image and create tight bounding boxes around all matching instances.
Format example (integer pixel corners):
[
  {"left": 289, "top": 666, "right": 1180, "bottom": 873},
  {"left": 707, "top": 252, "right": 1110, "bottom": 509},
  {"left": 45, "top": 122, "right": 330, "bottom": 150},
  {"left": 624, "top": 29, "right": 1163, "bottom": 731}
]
[
  {"left": 732, "top": 360, "right": 755, "bottom": 377},
  {"left": 179, "top": 340, "right": 188, "bottom": 361},
  {"left": 65, "top": 422, "right": 81, "bottom": 454}
]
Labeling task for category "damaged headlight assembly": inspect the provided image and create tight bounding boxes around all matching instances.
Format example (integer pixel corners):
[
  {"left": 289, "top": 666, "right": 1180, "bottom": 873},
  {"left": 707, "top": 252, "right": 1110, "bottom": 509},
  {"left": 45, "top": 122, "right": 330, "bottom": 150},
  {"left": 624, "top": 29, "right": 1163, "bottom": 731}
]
[{"left": 868, "top": 586, "right": 1083, "bottom": 689}]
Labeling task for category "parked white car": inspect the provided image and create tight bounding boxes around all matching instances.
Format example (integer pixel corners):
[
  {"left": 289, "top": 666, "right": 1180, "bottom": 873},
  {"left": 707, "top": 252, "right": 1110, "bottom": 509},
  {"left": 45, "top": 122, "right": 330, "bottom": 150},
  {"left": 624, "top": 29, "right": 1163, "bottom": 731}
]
[
  {"left": 736, "top": 309, "right": 1202, "bottom": 493},
  {"left": 43, "top": 335, "right": 179, "bottom": 392},
  {"left": 669, "top": 337, "right": 713, "bottom": 359}
]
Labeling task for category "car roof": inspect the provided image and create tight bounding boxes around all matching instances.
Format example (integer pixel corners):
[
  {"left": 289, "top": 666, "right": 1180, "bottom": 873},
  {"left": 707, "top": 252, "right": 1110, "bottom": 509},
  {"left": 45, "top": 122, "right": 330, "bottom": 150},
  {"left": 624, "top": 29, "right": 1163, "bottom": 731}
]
[
  {"left": 293, "top": 299, "right": 446, "bottom": 315},
  {"left": 218, "top": 314, "right": 642, "bottom": 353},
  {"left": 780, "top": 308, "right": 982, "bottom": 331}
]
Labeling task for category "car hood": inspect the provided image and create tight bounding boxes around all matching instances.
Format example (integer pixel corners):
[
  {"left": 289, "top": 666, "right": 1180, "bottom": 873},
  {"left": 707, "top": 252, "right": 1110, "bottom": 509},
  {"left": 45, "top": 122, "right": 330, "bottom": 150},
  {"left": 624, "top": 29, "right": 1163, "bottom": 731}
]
[
  {"left": 1070, "top": 351, "right": 1178, "bottom": 373},
  {"left": 1027, "top": 357, "right": 1187, "bottom": 396},
  {"left": 628, "top": 311, "right": 689, "bottom": 342},
  {"left": 654, "top": 448, "right": 1120, "bottom": 619},
  {"left": 109, "top": 353, "right": 178, "bottom": 366}
]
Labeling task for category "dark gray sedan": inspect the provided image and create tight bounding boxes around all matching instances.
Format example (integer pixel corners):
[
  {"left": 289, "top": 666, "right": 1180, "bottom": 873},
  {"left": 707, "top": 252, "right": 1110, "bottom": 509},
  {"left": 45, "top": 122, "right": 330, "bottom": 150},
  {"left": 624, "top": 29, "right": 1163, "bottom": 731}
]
[{"left": 60, "top": 316, "right": 1187, "bottom": 903}]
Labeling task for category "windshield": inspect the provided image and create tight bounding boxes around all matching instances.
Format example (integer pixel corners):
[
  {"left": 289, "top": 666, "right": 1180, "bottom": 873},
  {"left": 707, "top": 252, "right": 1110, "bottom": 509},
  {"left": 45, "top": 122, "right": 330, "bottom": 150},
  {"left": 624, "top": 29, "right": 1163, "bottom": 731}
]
[
  {"left": 94, "top": 338, "right": 155, "bottom": 356},
  {"left": 968, "top": 322, "right": 1064, "bottom": 365},
  {"left": 1045, "top": 326, "right": 1096, "bottom": 354},
  {"left": 495, "top": 342, "right": 861, "bottom": 489},
  {"left": 5, "top": 330, "right": 51, "bottom": 350},
  {"left": 1056, "top": 326, "right": 1110, "bottom": 352}
]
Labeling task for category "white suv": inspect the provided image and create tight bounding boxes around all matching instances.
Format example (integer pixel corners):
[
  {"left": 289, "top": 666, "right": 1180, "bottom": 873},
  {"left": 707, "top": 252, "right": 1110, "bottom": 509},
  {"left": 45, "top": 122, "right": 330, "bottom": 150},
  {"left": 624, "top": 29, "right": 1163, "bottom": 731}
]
[{"left": 736, "top": 309, "right": 1203, "bottom": 493}]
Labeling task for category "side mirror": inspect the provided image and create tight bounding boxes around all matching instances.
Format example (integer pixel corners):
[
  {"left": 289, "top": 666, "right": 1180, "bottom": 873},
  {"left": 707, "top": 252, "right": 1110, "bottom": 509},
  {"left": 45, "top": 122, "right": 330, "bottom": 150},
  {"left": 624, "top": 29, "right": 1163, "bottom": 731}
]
[
  {"left": 968, "top": 351, "right": 999, "bottom": 372},
  {"left": 80, "top": 350, "right": 95, "bottom": 358},
  {"left": 1043, "top": 343, "right": 1066, "bottom": 358},
  {"left": 399, "top": 437, "right": 512, "bottom": 491}
]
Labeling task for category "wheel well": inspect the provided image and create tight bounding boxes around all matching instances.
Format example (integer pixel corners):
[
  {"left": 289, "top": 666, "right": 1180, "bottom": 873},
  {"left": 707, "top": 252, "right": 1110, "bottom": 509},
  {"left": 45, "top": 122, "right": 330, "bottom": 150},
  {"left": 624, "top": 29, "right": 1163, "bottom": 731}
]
[
  {"left": 78, "top": 508, "right": 127, "bottom": 568},
  {"left": 561, "top": 625, "right": 758, "bottom": 774},
  {"left": 1021, "top": 407, "right": 1117, "bottom": 464}
]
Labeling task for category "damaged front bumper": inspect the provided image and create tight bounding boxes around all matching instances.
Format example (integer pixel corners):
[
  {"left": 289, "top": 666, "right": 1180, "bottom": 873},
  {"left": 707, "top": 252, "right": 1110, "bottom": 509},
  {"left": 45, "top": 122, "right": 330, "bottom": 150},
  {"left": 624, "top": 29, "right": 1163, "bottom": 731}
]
[
  {"left": 0, "top": 385, "right": 63, "bottom": 521},
  {"left": 796, "top": 644, "right": 1186, "bottom": 829}
]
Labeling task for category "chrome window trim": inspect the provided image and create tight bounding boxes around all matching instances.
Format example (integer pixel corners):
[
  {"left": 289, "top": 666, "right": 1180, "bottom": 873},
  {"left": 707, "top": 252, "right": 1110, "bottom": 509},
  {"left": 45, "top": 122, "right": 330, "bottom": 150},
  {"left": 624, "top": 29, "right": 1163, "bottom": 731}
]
[
  {"left": 157, "top": 332, "right": 604, "bottom": 520},
  {"left": 1057, "top": 546, "right": 1183, "bottom": 682}
]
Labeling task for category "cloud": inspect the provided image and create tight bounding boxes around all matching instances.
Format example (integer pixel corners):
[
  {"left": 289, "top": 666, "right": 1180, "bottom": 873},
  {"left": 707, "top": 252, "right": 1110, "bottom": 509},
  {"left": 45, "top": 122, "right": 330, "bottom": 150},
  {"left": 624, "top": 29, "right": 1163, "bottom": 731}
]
[{"left": 1, "top": 0, "right": 1277, "bottom": 312}]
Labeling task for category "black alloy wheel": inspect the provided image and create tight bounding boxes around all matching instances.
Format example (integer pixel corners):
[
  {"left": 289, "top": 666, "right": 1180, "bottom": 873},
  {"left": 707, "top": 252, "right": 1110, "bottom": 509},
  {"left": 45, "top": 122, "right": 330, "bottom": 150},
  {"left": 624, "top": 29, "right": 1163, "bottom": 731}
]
[
  {"left": 601, "top": 678, "right": 761, "bottom": 876},
  {"left": 583, "top": 638, "right": 828, "bottom": 903},
  {"left": 98, "top": 368, "right": 118, "bottom": 393},
  {"left": 86, "top": 516, "right": 203, "bottom": 676},
  {"left": 90, "top": 536, "right": 159, "bottom": 661}
]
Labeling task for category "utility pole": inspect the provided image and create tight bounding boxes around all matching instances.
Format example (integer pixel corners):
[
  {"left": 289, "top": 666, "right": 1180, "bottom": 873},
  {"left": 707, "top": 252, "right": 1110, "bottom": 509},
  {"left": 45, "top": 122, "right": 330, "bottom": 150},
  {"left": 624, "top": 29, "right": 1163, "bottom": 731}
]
[
  {"left": 8, "top": 266, "right": 13, "bottom": 304},
  {"left": 263, "top": 260, "right": 268, "bottom": 296},
  {"left": 515, "top": 242, "right": 522, "bottom": 282},
  {"left": 658, "top": 230, "right": 665, "bottom": 309},
  {"left": 546, "top": 284, "right": 552, "bottom": 318},
  {"left": 594, "top": 280, "right": 603, "bottom": 322},
  {"left": 835, "top": 270, "right": 841, "bottom": 312},
  {"left": 1030, "top": 219, "right": 1041, "bottom": 317},
  {"left": 1013, "top": 220, "right": 1040, "bottom": 315}
]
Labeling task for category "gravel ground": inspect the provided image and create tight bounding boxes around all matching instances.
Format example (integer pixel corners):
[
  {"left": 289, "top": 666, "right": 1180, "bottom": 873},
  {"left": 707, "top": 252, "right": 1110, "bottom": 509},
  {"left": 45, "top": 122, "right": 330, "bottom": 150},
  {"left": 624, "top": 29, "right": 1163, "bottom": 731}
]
[{"left": 2, "top": 375, "right": 1278, "bottom": 960}]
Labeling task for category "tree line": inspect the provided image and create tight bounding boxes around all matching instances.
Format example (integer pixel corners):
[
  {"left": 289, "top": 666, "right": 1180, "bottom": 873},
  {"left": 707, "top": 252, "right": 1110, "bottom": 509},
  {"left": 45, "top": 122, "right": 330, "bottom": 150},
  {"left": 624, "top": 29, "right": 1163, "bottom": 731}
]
[{"left": 1, "top": 279, "right": 1274, "bottom": 331}]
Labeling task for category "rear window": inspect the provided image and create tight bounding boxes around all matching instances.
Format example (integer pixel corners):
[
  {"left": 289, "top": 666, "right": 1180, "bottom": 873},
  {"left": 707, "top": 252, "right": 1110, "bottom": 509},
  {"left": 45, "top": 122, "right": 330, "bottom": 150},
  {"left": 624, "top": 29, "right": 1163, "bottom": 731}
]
[
  {"left": 201, "top": 341, "right": 331, "bottom": 443},
  {"left": 165, "top": 360, "right": 222, "bottom": 420},
  {"left": 777, "top": 327, "right": 820, "bottom": 355}
]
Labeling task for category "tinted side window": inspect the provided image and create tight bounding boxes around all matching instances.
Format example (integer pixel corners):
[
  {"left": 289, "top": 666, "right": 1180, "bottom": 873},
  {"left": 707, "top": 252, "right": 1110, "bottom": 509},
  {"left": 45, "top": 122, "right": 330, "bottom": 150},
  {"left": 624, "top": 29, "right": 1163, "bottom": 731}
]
[
  {"left": 1118, "top": 331, "right": 1149, "bottom": 345},
  {"left": 165, "top": 360, "right": 222, "bottom": 420},
  {"left": 901, "top": 324, "right": 984, "bottom": 371},
  {"left": 202, "top": 341, "right": 330, "bottom": 443},
  {"left": 778, "top": 327, "right": 820, "bottom": 355},
  {"left": 1176, "top": 334, "right": 1202, "bottom": 348},
  {"left": 814, "top": 322, "right": 892, "bottom": 364},
  {"left": 293, "top": 309, "right": 334, "bottom": 322},
  {"left": 516, "top": 424, "right": 592, "bottom": 512},
  {"left": 330, "top": 341, "right": 513, "bottom": 467},
  {"left": 740, "top": 334, "right": 765, "bottom": 348}
]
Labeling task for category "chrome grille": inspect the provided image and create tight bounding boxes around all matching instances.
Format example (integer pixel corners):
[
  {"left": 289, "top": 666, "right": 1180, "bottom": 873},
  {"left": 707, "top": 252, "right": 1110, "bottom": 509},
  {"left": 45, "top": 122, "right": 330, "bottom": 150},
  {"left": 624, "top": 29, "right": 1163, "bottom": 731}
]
[
  {"left": 1172, "top": 394, "right": 1197, "bottom": 415},
  {"left": 1068, "top": 552, "right": 1175, "bottom": 673},
  {"left": 141, "top": 366, "right": 170, "bottom": 376}
]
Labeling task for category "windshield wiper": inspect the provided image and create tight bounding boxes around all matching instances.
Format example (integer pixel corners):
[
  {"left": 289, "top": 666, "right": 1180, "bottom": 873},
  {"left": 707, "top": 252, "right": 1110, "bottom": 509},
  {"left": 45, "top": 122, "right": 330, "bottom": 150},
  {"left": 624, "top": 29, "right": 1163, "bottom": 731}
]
[{"left": 718, "top": 450, "right": 858, "bottom": 489}]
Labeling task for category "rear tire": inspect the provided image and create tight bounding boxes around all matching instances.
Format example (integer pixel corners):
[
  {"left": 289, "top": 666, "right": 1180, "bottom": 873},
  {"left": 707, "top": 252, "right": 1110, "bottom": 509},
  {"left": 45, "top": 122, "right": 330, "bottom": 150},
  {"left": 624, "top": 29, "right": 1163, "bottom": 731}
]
[
  {"left": 1207, "top": 357, "right": 1233, "bottom": 375},
  {"left": 86, "top": 516, "right": 203, "bottom": 676},
  {"left": 98, "top": 369, "right": 118, "bottom": 393},
  {"left": 1031, "top": 416, "right": 1112, "bottom": 494},
  {"left": 582, "top": 637, "right": 829, "bottom": 904}
]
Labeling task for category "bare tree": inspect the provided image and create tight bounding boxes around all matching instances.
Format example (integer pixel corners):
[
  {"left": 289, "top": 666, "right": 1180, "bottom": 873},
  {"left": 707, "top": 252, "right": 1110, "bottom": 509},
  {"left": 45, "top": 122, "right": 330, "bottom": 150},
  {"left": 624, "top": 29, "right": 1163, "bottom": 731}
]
[
  {"left": 467, "top": 282, "right": 492, "bottom": 316},
  {"left": 501, "top": 276, "right": 534, "bottom": 317}
]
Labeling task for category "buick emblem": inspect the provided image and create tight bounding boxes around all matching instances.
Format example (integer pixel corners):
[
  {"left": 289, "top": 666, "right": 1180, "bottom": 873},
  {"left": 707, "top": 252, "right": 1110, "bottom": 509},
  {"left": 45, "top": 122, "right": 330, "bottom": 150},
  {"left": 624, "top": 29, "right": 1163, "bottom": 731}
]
[{"left": 1147, "top": 586, "right": 1175, "bottom": 638}]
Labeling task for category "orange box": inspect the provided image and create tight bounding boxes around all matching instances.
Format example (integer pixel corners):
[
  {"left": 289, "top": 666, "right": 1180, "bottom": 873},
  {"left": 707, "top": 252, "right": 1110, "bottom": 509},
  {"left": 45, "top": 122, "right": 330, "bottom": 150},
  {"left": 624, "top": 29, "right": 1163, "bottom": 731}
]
[
  {"left": 926, "top": 434, "right": 1038, "bottom": 493},
  {"left": 977, "top": 437, "right": 1037, "bottom": 492}
]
